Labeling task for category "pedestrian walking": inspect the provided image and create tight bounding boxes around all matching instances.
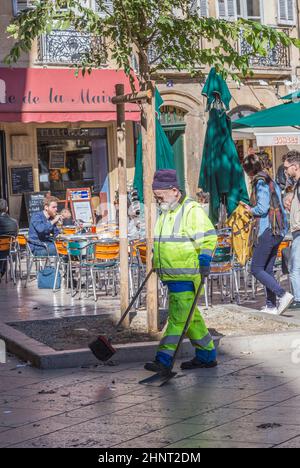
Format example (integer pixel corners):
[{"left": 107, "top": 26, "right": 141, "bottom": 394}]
[
  {"left": 282, "top": 151, "right": 300, "bottom": 311},
  {"left": 242, "top": 154, "right": 293, "bottom": 315}
]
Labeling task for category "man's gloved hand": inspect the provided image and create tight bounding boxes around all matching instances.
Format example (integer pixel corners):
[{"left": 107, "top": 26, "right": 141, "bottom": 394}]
[{"left": 199, "top": 254, "right": 212, "bottom": 278}]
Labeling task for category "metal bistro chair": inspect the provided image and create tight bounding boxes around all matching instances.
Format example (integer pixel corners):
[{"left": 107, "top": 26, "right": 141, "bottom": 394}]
[
  {"left": 87, "top": 240, "right": 120, "bottom": 301},
  {"left": 16, "top": 233, "right": 29, "bottom": 280},
  {"left": 66, "top": 239, "right": 91, "bottom": 298},
  {"left": 136, "top": 242, "right": 168, "bottom": 309},
  {"left": 69, "top": 239, "right": 119, "bottom": 302},
  {"left": 205, "top": 228, "right": 240, "bottom": 307},
  {"left": 24, "top": 240, "right": 58, "bottom": 288},
  {"left": 0, "top": 235, "right": 18, "bottom": 285},
  {"left": 129, "top": 239, "right": 146, "bottom": 307},
  {"left": 53, "top": 239, "right": 69, "bottom": 292}
]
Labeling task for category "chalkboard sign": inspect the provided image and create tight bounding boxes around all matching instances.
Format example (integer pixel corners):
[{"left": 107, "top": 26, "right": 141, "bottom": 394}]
[
  {"left": 24, "top": 192, "right": 48, "bottom": 222},
  {"left": 10, "top": 166, "right": 34, "bottom": 195},
  {"left": 49, "top": 150, "right": 66, "bottom": 169}
]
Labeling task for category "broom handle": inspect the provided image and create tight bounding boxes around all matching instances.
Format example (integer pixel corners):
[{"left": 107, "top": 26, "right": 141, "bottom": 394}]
[
  {"left": 170, "top": 279, "right": 205, "bottom": 370},
  {"left": 115, "top": 268, "right": 155, "bottom": 329}
]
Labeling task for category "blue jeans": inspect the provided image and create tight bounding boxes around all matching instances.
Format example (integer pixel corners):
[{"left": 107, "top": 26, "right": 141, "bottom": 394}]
[
  {"left": 251, "top": 228, "right": 285, "bottom": 308},
  {"left": 289, "top": 235, "right": 300, "bottom": 302},
  {"left": 30, "top": 242, "right": 57, "bottom": 257}
]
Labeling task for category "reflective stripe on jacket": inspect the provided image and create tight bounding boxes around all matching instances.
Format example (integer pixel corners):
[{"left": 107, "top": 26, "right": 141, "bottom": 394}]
[{"left": 153, "top": 196, "right": 217, "bottom": 282}]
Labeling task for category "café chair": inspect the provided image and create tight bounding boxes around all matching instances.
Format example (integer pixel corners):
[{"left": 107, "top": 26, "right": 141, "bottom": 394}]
[{"left": 0, "top": 235, "right": 18, "bottom": 285}]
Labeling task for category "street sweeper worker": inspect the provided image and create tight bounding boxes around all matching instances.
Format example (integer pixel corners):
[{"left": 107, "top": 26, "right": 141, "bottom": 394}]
[{"left": 144, "top": 170, "right": 218, "bottom": 373}]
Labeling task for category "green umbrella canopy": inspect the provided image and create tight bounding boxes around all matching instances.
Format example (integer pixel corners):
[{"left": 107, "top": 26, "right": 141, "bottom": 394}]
[
  {"left": 233, "top": 100, "right": 300, "bottom": 128},
  {"left": 199, "top": 68, "right": 249, "bottom": 224},
  {"left": 281, "top": 90, "right": 300, "bottom": 100},
  {"left": 133, "top": 89, "right": 175, "bottom": 202}
]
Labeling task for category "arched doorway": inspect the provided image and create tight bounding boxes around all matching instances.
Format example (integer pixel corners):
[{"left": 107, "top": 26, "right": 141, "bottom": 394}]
[{"left": 159, "top": 105, "right": 187, "bottom": 191}]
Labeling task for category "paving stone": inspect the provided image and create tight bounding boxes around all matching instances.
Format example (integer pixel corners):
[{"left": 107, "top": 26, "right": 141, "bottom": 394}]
[
  {"left": 237, "top": 406, "right": 300, "bottom": 426},
  {"left": 180, "top": 407, "right": 253, "bottom": 426},
  {"left": 111, "top": 423, "right": 211, "bottom": 448},
  {"left": 165, "top": 438, "right": 273, "bottom": 448},
  {"left": 189, "top": 420, "right": 300, "bottom": 445},
  {"left": 8, "top": 431, "right": 131, "bottom": 448},
  {"left": 274, "top": 396, "right": 300, "bottom": 408},
  {"left": 275, "top": 436, "right": 300, "bottom": 448},
  {"left": 0, "top": 407, "right": 62, "bottom": 427},
  {"left": 225, "top": 401, "right": 277, "bottom": 411}
]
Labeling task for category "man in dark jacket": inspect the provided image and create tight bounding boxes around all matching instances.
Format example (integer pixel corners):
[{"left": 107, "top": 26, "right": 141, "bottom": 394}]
[{"left": 0, "top": 199, "right": 18, "bottom": 277}]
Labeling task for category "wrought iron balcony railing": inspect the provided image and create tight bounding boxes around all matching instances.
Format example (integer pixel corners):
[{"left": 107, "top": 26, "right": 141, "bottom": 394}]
[
  {"left": 37, "top": 29, "right": 106, "bottom": 65},
  {"left": 239, "top": 29, "right": 291, "bottom": 68}
]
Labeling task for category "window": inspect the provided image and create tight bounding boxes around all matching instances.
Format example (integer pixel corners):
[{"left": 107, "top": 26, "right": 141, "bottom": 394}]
[
  {"left": 92, "top": 0, "right": 113, "bottom": 16},
  {"left": 216, "top": 0, "right": 237, "bottom": 20},
  {"left": 37, "top": 128, "right": 109, "bottom": 198},
  {"left": 12, "top": 0, "right": 34, "bottom": 16},
  {"left": 12, "top": 0, "right": 69, "bottom": 16},
  {"left": 278, "top": 0, "right": 295, "bottom": 25},
  {"left": 217, "top": 0, "right": 262, "bottom": 21},
  {"left": 236, "top": 0, "right": 262, "bottom": 21},
  {"left": 190, "top": 0, "right": 209, "bottom": 16}
]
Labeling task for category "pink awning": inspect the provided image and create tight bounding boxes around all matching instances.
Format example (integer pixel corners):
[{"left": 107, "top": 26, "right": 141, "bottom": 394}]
[{"left": 0, "top": 68, "right": 140, "bottom": 123}]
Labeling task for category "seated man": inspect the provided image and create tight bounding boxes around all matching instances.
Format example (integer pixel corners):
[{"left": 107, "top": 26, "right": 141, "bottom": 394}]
[
  {"left": 0, "top": 199, "right": 18, "bottom": 277},
  {"left": 28, "top": 196, "right": 61, "bottom": 256}
]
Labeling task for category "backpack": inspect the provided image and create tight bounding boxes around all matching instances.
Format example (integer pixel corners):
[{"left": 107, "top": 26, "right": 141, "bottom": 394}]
[{"left": 226, "top": 202, "right": 255, "bottom": 266}]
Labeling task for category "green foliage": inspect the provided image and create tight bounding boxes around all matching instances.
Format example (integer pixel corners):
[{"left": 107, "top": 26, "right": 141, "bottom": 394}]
[{"left": 4, "top": 0, "right": 299, "bottom": 87}]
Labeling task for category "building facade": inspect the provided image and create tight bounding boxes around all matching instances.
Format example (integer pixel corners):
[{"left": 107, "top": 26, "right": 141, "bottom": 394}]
[
  {"left": 0, "top": 0, "right": 300, "bottom": 221},
  {"left": 155, "top": 0, "right": 300, "bottom": 194},
  {"left": 0, "top": 0, "right": 138, "bottom": 222}
]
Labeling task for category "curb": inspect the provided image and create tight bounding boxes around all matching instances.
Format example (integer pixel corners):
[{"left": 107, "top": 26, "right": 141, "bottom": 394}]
[{"left": 1, "top": 321, "right": 300, "bottom": 369}]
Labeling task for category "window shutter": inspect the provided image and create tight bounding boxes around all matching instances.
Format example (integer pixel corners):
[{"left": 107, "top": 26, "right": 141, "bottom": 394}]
[
  {"left": 217, "top": 0, "right": 227, "bottom": 18},
  {"left": 200, "top": 0, "right": 209, "bottom": 17},
  {"left": 287, "top": 0, "right": 295, "bottom": 22},
  {"left": 227, "top": 0, "right": 236, "bottom": 19},
  {"left": 278, "top": 0, "right": 295, "bottom": 25},
  {"left": 13, "top": 0, "right": 34, "bottom": 16},
  {"left": 190, "top": 0, "right": 198, "bottom": 13},
  {"left": 217, "top": 0, "right": 236, "bottom": 20},
  {"left": 95, "top": 0, "right": 114, "bottom": 16}
]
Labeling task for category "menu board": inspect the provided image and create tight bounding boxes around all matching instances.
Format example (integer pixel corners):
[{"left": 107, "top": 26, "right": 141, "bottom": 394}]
[
  {"left": 66, "top": 187, "right": 95, "bottom": 224},
  {"left": 49, "top": 150, "right": 66, "bottom": 169},
  {"left": 10, "top": 166, "right": 34, "bottom": 195},
  {"left": 72, "top": 200, "right": 94, "bottom": 224},
  {"left": 24, "top": 192, "right": 48, "bottom": 222}
]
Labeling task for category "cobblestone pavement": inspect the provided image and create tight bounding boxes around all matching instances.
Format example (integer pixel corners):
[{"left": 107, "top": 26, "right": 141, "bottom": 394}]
[{"left": 0, "top": 347, "right": 300, "bottom": 448}]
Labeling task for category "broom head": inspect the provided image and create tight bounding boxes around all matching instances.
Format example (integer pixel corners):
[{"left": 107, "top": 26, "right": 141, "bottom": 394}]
[{"left": 88, "top": 335, "right": 116, "bottom": 362}]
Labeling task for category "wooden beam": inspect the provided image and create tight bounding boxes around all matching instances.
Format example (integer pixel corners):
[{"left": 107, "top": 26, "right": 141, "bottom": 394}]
[
  {"left": 112, "top": 89, "right": 152, "bottom": 105},
  {"left": 116, "top": 83, "right": 129, "bottom": 326},
  {"left": 142, "top": 83, "right": 158, "bottom": 334}
]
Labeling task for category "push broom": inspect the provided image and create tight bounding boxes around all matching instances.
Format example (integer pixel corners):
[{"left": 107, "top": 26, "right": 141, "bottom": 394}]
[{"left": 89, "top": 268, "right": 154, "bottom": 361}]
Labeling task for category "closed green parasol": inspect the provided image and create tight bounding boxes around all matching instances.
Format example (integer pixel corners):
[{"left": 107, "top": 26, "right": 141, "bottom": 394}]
[
  {"left": 133, "top": 89, "right": 175, "bottom": 202},
  {"left": 199, "top": 68, "right": 249, "bottom": 224}
]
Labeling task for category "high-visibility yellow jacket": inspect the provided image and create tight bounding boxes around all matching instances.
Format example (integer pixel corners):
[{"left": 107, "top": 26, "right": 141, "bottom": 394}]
[{"left": 153, "top": 196, "right": 217, "bottom": 283}]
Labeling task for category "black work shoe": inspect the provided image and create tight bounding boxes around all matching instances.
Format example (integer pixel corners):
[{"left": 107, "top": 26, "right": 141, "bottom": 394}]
[
  {"left": 180, "top": 357, "right": 218, "bottom": 370},
  {"left": 144, "top": 360, "right": 170, "bottom": 373},
  {"left": 288, "top": 301, "right": 300, "bottom": 310}
]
